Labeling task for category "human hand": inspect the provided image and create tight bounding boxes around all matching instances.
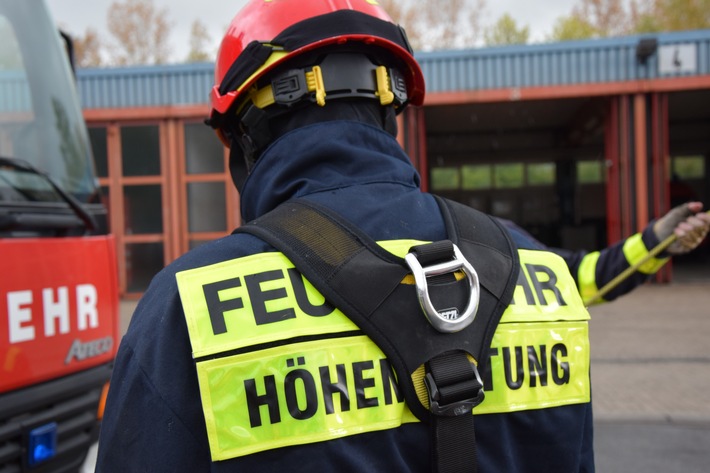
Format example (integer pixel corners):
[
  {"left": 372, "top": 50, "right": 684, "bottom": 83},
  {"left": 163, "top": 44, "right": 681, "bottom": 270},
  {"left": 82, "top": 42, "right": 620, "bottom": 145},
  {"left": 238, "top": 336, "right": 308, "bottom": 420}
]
[{"left": 653, "top": 202, "right": 710, "bottom": 255}]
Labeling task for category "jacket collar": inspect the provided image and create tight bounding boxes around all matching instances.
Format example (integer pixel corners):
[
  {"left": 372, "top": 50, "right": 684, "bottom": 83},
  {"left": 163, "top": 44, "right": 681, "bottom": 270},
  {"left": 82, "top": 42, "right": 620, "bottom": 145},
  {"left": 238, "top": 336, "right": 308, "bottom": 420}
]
[{"left": 239, "top": 120, "right": 420, "bottom": 222}]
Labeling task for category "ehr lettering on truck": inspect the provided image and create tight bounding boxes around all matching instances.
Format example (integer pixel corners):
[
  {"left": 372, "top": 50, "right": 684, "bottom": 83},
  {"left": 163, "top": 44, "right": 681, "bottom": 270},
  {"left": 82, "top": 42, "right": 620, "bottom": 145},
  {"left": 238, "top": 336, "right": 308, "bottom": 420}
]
[{"left": 0, "top": 1, "right": 120, "bottom": 472}]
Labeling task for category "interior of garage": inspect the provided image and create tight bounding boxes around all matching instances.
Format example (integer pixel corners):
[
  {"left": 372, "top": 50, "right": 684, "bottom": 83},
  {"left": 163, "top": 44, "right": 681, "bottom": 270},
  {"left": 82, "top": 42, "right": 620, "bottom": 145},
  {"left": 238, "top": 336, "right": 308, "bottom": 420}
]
[
  {"left": 423, "top": 97, "right": 608, "bottom": 252},
  {"left": 421, "top": 89, "right": 709, "bottom": 277},
  {"left": 667, "top": 89, "right": 710, "bottom": 274}
]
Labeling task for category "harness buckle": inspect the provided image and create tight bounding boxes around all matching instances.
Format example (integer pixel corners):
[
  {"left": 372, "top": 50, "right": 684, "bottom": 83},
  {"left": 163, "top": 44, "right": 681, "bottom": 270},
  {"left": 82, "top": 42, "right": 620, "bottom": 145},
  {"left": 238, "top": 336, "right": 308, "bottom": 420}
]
[
  {"left": 424, "top": 360, "right": 485, "bottom": 417},
  {"left": 404, "top": 241, "right": 480, "bottom": 333}
]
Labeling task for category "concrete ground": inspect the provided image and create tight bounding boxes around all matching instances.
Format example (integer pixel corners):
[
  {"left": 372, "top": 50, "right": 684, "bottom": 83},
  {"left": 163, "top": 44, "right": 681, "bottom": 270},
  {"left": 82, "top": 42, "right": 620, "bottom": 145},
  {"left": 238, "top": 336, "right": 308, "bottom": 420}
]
[
  {"left": 588, "top": 261, "right": 710, "bottom": 472},
  {"left": 588, "top": 278, "right": 710, "bottom": 422}
]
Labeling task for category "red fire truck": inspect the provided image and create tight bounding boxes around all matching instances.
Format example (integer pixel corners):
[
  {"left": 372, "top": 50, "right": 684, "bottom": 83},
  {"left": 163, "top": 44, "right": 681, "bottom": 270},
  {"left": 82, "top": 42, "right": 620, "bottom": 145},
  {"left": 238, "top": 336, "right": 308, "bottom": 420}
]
[{"left": 0, "top": 1, "right": 119, "bottom": 471}]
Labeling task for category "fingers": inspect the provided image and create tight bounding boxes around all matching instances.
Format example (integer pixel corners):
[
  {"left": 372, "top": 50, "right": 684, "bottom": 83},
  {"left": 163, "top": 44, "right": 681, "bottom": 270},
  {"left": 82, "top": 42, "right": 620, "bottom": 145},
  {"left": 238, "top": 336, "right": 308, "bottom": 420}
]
[
  {"left": 686, "top": 201, "right": 704, "bottom": 214},
  {"left": 674, "top": 214, "right": 709, "bottom": 234},
  {"left": 671, "top": 212, "right": 710, "bottom": 253},
  {"left": 653, "top": 202, "right": 709, "bottom": 254}
]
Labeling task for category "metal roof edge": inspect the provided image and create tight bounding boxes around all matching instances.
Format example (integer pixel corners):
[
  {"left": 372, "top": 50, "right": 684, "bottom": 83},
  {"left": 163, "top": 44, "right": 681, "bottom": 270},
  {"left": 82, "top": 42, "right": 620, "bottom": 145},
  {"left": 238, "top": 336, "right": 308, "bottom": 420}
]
[
  {"left": 415, "top": 28, "right": 710, "bottom": 60},
  {"left": 72, "top": 29, "right": 710, "bottom": 108},
  {"left": 76, "top": 61, "right": 214, "bottom": 78}
]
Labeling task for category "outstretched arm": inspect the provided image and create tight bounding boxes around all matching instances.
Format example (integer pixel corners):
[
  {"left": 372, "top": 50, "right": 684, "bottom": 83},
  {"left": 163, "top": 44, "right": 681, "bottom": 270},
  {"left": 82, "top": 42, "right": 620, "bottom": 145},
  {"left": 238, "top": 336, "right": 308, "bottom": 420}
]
[
  {"left": 570, "top": 202, "right": 710, "bottom": 304},
  {"left": 499, "top": 202, "right": 710, "bottom": 305}
]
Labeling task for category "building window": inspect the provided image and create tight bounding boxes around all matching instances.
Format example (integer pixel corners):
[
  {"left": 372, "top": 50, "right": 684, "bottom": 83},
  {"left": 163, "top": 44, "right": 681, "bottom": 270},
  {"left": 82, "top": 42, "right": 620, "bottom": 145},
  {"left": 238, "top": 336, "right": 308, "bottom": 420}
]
[
  {"left": 121, "top": 125, "right": 161, "bottom": 176},
  {"left": 88, "top": 127, "right": 108, "bottom": 178},
  {"left": 187, "top": 182, "right": 227, "bottom": 232},
  {"left": 185, "top": 123, "right": 225, "bottom": 175},
  {"left": 673, "top": 155, "right": 704, "bottom": 179},
  {"left": 431, "top": 167, "right": 460, "bottom": 190},
  {"left": 124, "top": 185, "right": 163, "bottom": 234},
  {"left": 577, "top": 160, "right": 604, "bottom": 184},
  {"left": 527, "top": 162, "right": 556, "bottom": 186},
  {"left": 494, "top": 163, "right": 524, "bottom": 188},
  {"left": 462, "top": 164, "right": 492, "bottom": 190}
]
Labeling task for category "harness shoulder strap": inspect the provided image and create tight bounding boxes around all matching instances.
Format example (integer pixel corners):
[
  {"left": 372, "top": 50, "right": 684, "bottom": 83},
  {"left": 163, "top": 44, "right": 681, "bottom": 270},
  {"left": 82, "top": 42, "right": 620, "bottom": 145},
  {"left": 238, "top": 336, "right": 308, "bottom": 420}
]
[{"left": 234, "top": 196, "right": 519, "bottom": 472}]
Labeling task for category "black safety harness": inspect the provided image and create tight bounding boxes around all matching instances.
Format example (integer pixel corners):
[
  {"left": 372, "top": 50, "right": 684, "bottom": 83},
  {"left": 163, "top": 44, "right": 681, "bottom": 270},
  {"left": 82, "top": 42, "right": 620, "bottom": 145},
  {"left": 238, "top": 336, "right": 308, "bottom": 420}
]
[{"left": 234, "top": 196, "right": 519, "bottom": 473}]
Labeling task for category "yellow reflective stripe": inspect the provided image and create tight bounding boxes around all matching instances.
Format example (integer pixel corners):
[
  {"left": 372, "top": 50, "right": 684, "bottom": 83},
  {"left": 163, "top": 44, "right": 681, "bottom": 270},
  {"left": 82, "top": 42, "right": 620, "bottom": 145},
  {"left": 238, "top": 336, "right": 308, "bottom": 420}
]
[
  {"left": 197, "top": 323, "right": 590, "bottom": 460},
  {"left": 475, "top": 321, "right": 590, "bottom": 415},
  {"left": 622, "top": 233, "right": 669, "bottom": 274},
  {"left": 197, "top": 336, "right": 418, "bottom": 460},
  {"left": 503, "top": 249, "right": 590, "bottom": 324},
  {"left": 577, "top": 251, "right": 601, "bottom": 304},
  {"left": 179, "top": 240, "right": 591, "bottom": 460},
  {"left": 177, "top": 241, "right": 429, "bottom": 359},
  {"left": 177, "top": 252, "right": 358, "bottom": 358}
]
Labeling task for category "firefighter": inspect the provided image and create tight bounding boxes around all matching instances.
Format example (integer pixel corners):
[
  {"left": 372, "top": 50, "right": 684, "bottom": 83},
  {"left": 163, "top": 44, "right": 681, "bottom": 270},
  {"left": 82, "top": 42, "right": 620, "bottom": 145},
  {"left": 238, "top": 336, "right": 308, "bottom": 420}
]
[{"left": 95, "top": 1, "right": 710, "bottom": 472}]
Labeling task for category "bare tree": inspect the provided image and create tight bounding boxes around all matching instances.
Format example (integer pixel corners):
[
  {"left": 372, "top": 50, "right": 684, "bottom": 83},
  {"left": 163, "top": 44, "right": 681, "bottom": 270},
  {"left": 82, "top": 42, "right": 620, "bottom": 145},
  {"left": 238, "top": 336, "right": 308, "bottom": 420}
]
[
  {"left": 631, "top": 0, "right": 710, "bottom": 32},
  {"left": 376, "top": 0, "right": 413, "bottom": 25},
  {"left": 73, "top": 28, "right": 104, "bottom": 68},
  {"left": 572, "top": 0, "right": 630, "bottom": 37},
  {"left": 547, "top": 0, "right": 630, "bottom": 41},
  {"left": 107, "top": 0, "right": 173, "bottom": 65},
  {"left": 185, "top": 19, "right": 212, "bottom": 63},
  {"left": 378, "top": 0, "right": 487, "bottom": 51}
]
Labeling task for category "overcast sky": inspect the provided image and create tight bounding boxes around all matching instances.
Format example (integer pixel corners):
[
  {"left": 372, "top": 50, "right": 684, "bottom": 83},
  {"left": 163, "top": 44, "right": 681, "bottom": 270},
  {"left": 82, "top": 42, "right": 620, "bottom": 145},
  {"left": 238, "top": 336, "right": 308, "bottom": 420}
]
[{"left": 45, "top": 0, "right": 574, "bottom": 63}]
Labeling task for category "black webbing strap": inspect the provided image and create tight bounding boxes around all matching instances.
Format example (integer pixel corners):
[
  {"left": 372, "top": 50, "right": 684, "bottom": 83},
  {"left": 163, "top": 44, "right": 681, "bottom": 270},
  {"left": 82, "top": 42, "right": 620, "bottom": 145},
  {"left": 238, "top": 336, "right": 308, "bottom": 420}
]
[
  {"left": 427, "top": 352, "right": 481, "bottom": 473},
  {"left": 234, "top": 197, "right": 518, "bottom": 473}
]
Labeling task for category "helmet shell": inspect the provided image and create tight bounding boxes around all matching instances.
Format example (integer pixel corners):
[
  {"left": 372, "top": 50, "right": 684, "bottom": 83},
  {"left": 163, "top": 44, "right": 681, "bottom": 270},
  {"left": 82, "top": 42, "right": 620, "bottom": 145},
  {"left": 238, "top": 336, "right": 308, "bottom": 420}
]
[{"left": 210, "top": 0, "right": 425, "bottom": 118}]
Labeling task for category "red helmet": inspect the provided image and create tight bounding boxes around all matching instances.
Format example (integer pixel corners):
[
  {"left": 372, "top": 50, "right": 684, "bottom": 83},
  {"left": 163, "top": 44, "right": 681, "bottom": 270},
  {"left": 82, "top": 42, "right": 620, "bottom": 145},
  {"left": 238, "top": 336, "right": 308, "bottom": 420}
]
[{"left": 210, "top": 0, "right": 425, "bottom": 134}]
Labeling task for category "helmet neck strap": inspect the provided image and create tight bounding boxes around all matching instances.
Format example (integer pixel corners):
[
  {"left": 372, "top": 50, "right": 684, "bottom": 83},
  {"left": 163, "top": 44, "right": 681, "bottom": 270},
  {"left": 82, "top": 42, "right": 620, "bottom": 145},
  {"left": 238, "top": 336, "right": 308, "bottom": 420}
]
[
  {"left": 229, "top": 99, "right": 398, "bottom": 193},
  {"left": 228, "top": 141, "right": 249, "bottom": 194}
]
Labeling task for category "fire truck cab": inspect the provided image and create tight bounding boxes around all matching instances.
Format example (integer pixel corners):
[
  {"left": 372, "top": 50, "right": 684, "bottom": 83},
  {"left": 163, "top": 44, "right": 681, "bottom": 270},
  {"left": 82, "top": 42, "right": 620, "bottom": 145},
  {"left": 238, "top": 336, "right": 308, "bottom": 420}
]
[{"left": 0, "top": 1, "right": 119, "bottom": 471}]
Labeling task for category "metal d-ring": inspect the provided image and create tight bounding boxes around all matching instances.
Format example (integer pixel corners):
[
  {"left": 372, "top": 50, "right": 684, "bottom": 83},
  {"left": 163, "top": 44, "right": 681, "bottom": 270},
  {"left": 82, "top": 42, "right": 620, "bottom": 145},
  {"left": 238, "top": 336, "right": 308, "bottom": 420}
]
[{"left": 404, "top": 243, "right": 480, "bottom": 333}]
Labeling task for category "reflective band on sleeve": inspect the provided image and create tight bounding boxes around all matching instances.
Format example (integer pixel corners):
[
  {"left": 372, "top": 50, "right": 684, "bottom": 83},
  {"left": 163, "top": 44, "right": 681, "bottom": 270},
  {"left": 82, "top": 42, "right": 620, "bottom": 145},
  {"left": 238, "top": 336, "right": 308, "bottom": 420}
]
[
  {"left": 475, "top": 321, "right": 590, "bottom": 415},
  {"left": 577, "top": 251, "right": 601, "bottom": 304},
  {"left": 503, "top": 250, "right": 590, "bottom": 324},
  {"left": 196, "top": 336, "right": 417, "bottom": 460},
  {"left": 177, "top": 252, "right": 358, "bottom": 358},
  {"left": 622, "top": 233, "right": 669, "bottom": 275}
]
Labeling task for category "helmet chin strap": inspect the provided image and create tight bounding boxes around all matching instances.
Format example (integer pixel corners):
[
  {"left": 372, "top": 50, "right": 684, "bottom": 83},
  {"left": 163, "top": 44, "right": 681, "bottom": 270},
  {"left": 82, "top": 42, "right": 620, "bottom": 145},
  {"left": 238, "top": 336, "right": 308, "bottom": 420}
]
[
  {"left": 238, "top": 105, "right": 272, "bottom": 171},
  {"left": 228, "top": 141, "right": 249, "bottom": 194}
]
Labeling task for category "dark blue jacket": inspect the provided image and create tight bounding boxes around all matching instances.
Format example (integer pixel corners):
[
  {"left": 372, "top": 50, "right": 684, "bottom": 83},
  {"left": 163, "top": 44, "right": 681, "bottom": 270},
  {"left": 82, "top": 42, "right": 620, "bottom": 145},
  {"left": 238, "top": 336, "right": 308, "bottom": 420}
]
[{"left": 96, "top": 121, "right": 595, "bottom": 472}]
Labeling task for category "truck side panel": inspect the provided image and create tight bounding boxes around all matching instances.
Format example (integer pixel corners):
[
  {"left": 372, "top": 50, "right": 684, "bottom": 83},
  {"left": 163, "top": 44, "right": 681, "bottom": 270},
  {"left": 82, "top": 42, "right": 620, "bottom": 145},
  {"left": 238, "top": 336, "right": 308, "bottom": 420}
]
[{"left": 1, "top": 235, "right": 119, "bottom": 394}]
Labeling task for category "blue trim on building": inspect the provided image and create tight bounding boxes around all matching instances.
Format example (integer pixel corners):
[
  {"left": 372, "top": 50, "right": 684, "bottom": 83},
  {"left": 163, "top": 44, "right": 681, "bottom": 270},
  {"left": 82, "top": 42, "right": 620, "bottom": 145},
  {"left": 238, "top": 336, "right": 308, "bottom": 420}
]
[
  {"left": 73, "top": 29, "right": 710, "bottom": 109},
  {"left": 76, "top": 62, "right": 214, "bottom": 109},
  {"left": 415, "top": 29, "right": 710, "bottom": 93}
]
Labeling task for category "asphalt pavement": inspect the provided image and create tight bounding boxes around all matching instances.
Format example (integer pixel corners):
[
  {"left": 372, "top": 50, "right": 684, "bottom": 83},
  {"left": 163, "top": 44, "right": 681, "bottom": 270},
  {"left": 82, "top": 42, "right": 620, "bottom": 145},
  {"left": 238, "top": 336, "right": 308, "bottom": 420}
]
[
  {"left": 118, "top": 263, "right": 710, "bottom": 472},
  {"left": 587, "top": 263, "right": 710, "bottom": 472}
]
